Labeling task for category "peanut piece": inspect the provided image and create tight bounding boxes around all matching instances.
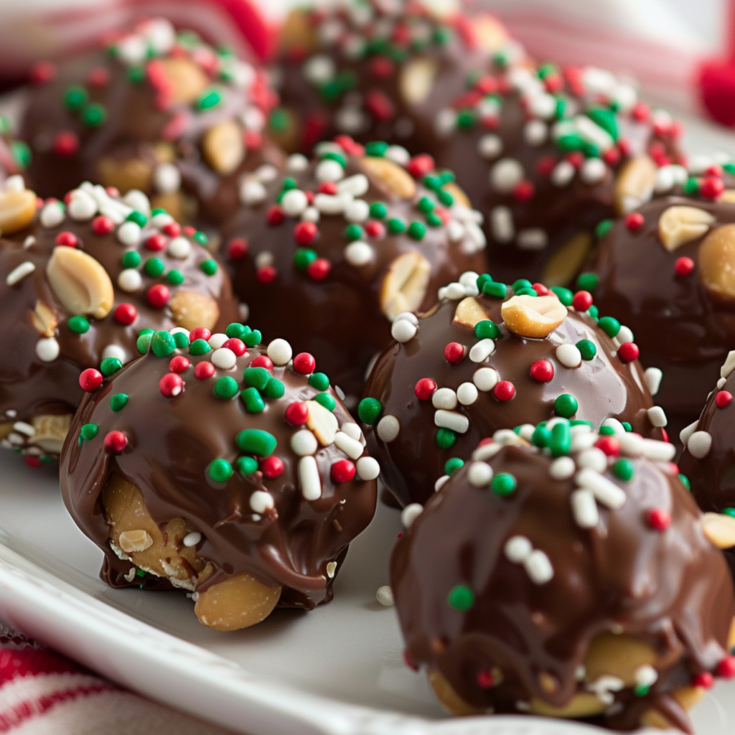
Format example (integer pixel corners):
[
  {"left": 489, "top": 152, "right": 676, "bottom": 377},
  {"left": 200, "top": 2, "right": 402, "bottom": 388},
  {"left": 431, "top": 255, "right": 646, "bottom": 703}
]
[
  {"left": 0, "top": 189, "right": 37, "bottom": 236},
  {"left": 31, "top": 301, "right": 57, "bottom": 337},
  {"left": 453, "top": 296, "right": 489, "bottom": 328},
  {"left": 428, "top": 669, "right": 485, "bottom": 716},
  {"left": 168, "top": 290, "right": 220, "bottom": 331},
  {"left": 203, "top": 121, "right": 244, "bottom": 175},
  {"left": 702, "top": 512, "right": 735, "bottom": 549},
  {"left": 306, "top": 400, "right": 338, "bottom": 446},
  {"left": 119, "top": 529, "right": 154, "bottom": 553},
  {"left": 699, "top": 224, "right": 735, "bottom": 301},
  {"left": 31, "top": 413, "right": 71, "bottom": 455},
  {"left": 97, "top": 157, "right": 152, "bottom": 193},
  {"left": 400, "top": 58, "right": 437, "bottom": 106},
  {"left": 158, "top": 57, "right": 209, "bottom": 104},
  {"left": 501, "top": 294, "right": 567, "bottom": 338},
  {"left": 541, "top": 231, "right": 592, "bottom": 287},
  {"left": 474, "top": 14, "right": 511, "bottom": 53},
  {"left": 380, "top": 251, "right": 431, "bottom": 321},
  {"left": 658, "top": 206, "right": 714, "bottom": 251},
  {"left": 280, "top": 9, "right": 319, "bottom": 54},
  {"left": 614, "top": 156, "right": 657, "bottom": 214},
  {"left": 46, "top": 247, "right": 114, "bottom": 319},
  {"left": 194, "top": 572, "right": 282, "bottom": 631},
  {"left": 361, "top": 157, "right": 416, "bottom": 199}
]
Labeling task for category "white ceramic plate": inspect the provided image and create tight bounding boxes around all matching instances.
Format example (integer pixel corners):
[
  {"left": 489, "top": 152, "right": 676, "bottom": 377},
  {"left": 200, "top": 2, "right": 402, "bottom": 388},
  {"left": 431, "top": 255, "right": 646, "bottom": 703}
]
[{"left": 1, "top": 112, "right": 735, "bottom": 735}]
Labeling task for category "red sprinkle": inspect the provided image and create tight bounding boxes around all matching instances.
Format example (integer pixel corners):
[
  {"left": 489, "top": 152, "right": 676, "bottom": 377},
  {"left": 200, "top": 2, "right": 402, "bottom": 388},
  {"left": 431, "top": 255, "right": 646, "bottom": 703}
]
[
  {"left": 317, "top": 181, "right": 338, "bottom": 195},
  {"left": 364, "top": 221, "right": 385, "bottom": 238},
  {"left": 365, "top": 90, "right": 394, "bottom": 121},
  {"left": 407, "top": 154, "right": 435, "bottom": 178},
  {"left": 646, "top": 508, "right": 671, "bottom": 531},
  {"left": 228, "top": 238, "right": 248, "bottom": 260},
  {"left": 331, "top": 459, "right": 356, "bottom": 484},
  {"left": 618, "top": 342, "right": 640, "bottom": 363},
  {"left": 717, "top": 656, "right": 735, "bottom": 679},
  {"left": 88, "top": 66, "right": 110, "bottom": 87},
  {"left": 414, "top": 378, "right": 437, "bottom": 400},
  {"left": 603, "top": 148, "right": 620, "bottom": 166},
  {"left": 189, "top": 327, "right": 211, "bottom": 343},
  {"left": 444, "top": 342, "right": 466, "bottom": 364},
  {"left": 113, "top": 303, "right": 137, "bottom": 326},
  {"left": 145, "top": 233, "right": 167, "bottom": 252},
  {"left": 261, "top": 456, "right": 284, "bottom": 479},
  {"left": 595, "top": 437, "right": 620, "bottom": 456},
  {"left": 532, "top": 283, "right": 550, "bottom": 296},
  {"left": 147, "top": 284, "right": 170, "bottom": 308},
  {"left": 169, "top": 356, "right": 190, "bottom": 373},
  {"left": 162, "top": 222, "right": 181, "bottom": 238},
  {"left": 512, "top": 180, "right": 534, "bottom": 202},
  {"left": 369, "top": 56, "right": 394, "bottom": 78},
  {"left": 294, "top": 221, "right": 318, "bottom": 245},
  {"left": 55, "top": 231, "right": 78, "bottom": 248},
  {"left": 104, "top": 430, "right": 128, "bottom": 454},
  {"left": 624, "top": 212, "right": 645, "bottom": 231},
  {"left": 693, "top": 672, "right": 715, "bottom": 689},
  {"left": 194, "top": 361, "right": 215, "bottom": 380},
  {"left": 307, "top": 258, "right": 330, "bottom": 280},
  {"left": 529, "top": 360, "right": 554, "bottom": 383},
  {"left": 285, "top": 401, "right": 309, "bottom": 426},
  {"left": 24, "top": 456, "right": 42, "bottom": 468},
  {"left": 266, "top": 205, "right": 285, "bottom": 226},
  {"left": 403, "top": 650, "right": 418, "bottom": 672},
  {"left": 257, "top": 265, "right": 277, "bottom": 284},
  {"left": 700, "top": 176, "right": 725, "bottom": 200},
  {"left": 159, "top": 372, "right": 184, "bottom": 398},
  {"left": 476, "top": 670, "right": 495, "bottom": 689},
  {"left": 222, "top": 338, "right": 246, "bottom": 356},
  {"left": 250, "top": 355, "right": 273, "bottom": 372},
  {"left": 30, "top": 61, "right": 56, "bottom": 84},
  {"left": 572, "top": 291, "right": 593, "bottom": 312},
  {"left": 79, "top": 369, "right": 103, "bottom": 392},
  {"left": 333, "top": 135, "right": 364, "bottom": 157},
  {"left": 92, "top": 215, "right": 114, "bottom": 235},
  {"left": 716, "top": 391, "right": 733, "bottom": 409},
  {"left": 493, "top": 381, "right": 515, "bottom": 402},
  {"left": 674, "top": 256, "right": 695, "bottom": 277},
  {"left": 52, "top": 131, "right": 79, "bottom": 157},
  {"left": 293, "top": 352, "right": 316, "bottom": 375}
]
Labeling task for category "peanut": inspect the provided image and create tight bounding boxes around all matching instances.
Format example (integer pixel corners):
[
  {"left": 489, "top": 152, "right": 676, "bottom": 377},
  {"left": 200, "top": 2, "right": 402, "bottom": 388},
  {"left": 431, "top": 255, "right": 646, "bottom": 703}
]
[
  {"left": 614, "top": 156, "right": 657, "bottom": 214},
  {"left": 97, "top": 157, "right": 152, "bottom": 194},
  {"left": 203, "top": 120, "right": 244, "bottom": 175},
  {"left": 501, "top": 294, "right": 567, "bottom": 338},
  {"left": 400, "top": 58, "right": 437, "bottom": 106},
  {"left": 31, "top": 301, "right": 57, "bottom": 337},
  {"left": 118, "top": 529, "right": 154, "bottom": 553},
  {"left": 0, "top": 189, "right": 37, "bottom": 236},
  {"left": 158, "top": 57, "right": 209, "bottom": 104},
  {"left": 361, "top": 157, "right": 416, "bottom": 200},
  {"left": 453, "top": 296, "right": 489, "bottom": 328},
  {"left": 474, "top": 14, "right": 511, "bottom": 53},
  {"left": 701, "top": 512, "right": 735, "bottom": 549},
  {"left": 46, "top": 247, "right": 114, "bottom": 319},
  {"left": 279, "top": 9, "right": 319, "bottom": 54},
  {"left": 305, "top": 399, "right": 338, "bottom": 446},
  {"left": 31, "top": 413, "right": 71, "bottom": 455},
  {"left": 699, "top": 224, "right": 735, "bottom": 301},
  {"left": 658, "top": 206, "right": 714, "bottom": 251},
  {"left": 541, "top": 231, "right": 592, "bottom": 287},
  {"left": 168, "top": 290, "right": 220, "bottom": 331},
  {"left": 380, "top": 251, "right": 431, "bottom": 321}
]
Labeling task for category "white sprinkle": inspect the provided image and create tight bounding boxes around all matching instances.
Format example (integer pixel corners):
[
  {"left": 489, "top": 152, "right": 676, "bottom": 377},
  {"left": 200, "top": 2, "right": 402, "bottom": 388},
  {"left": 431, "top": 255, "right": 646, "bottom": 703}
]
[
  {"left": 575, "top": 468, "right": 626, "bottom": 509},
  {"left": 291, "top": 430, "right": 318, "bottom": 456},
  {"left": 616, "top": 326, "right": 634, "bottom": 344},
  {"left": 250, "top": 490, "right": 274, "bottom": 514},
  {"left": 356, "top": 456, "right": 380, "bottom": 481},
  {"left": 286, "top": 154, "right": 309, "bottom": 172},
  {"left": 644, "top": 367, "right": 663, "bottom": 396},
  {"left": 516, "top": 229, "right": 547, "bottom": 251},
  {"left": 341, "top": 422, "right": 363, "bottom": 441},
  {"left": 718, "top": 377, "right": 727, "bottom": 389},
  {"left": 4, "top": 175, "right": 24, "bottom": 192},
  {"left": 326, "top": 561, "right": 337, "bottom": 579},
  {"left": 549, "top": 456, "right": 576, "bottom": 480},
  {"left": 315, "top": 159, "right": 344, "bottom": 183},
  {"left": 301, "top": 206, "right": 319, "bottom": 223},
  {"left": 602, "top": 418, "right": 625, "bottom": 436},
  {"left": 491, "top": 206, "right": 514, "bottom": 243},
  {"left": 525, "top": 550, "right": 554, "bottom": 584},
  {"left": 6, "top": 262, "right": 35, "bottom": 286},
  {"left": 473, "top": 367, "right": 499, "bottom": 391},
  {"left": 254, "top": 251, "right": 274, "bottom": 270},
  {"left": 377, "top": 415, "right": 400, "bottom": 442},
  {"left": 587, "top": 676, "right": 625, "bottom": 706},
  {"left": 647, "top": 406, "right": 668, "bottom": 428},
  {"left": 434, "top": 108, "right": 457, "bottom": 137},
  {"left": 313, "top": 193, "right": 346, "bottom": 214},
  {"left": 153, "top": 163, "right": 181, "bottom": 194},
  {"left": 385, "top": 146, "right": 410, "bottom": 165},
  {"left": 12, "top": 422, "right": 35, "bottom": 436},
  {"left": 571, "top": 488, "right": 599, "bottom": 528},
  {"left": 435, "top": 410, "right": 469, "bottom": 434},
  {"left": 432, "top": 388, "right": 457, "bottom": 410},
  {"left": 641, "top": 438, "right": 676, "bottom": 462},
  {"left": 551, "top": 160, "right": 575, "bottom": 187},
  {"left": 468, "top": 461, "right": 493, "bottom": 487},
  {"left": 523, "top": 120, "right": 547, "bottom": 146},
  {"left": 255, "top": 164, "right": 279, "bottom": 183},
  {"left": 394, "top": 312, "right": 419, "bottom": 326},
  {"left": 240, "top": 179, "right": 267, "bottom": 204},
  {"left": 679, "top": 421, "right": 698, "bottom": 447},
  {"left": 102, "top": 344, "right": 126, "bottom": 362},
  {"left": 117, "top": 221, "right": 142, "bottom": 246},
  {"left": 435, "top": 475, "right": 450, "bottom": 492},
  {"left": 618, "top": 432, "right": 645, "bottom": 457},
  {"left": 391, "top": 319, "right": 416, "bottom": 343},
  {"left": 208, "top": 333, "right": 228, "bottom": 349},
  {"left": 556, "top": 343, "right": 582, "bottom": 368},
  {"left": 401, "top": 503, "right": 423, "bottom": 529},
  {"left": 444, "top": 282, "right": 466, "bottom": 300},
  {"left": 23, "top": 236, "right": 35, "bottom": 249},
  {"left": 39, "top": 203, "right": 64, "bottom": 228},
  {"left": 477, "top": 134, "right": 502, "bottom": 159},
  {"left": 490, "top": 158, "right": 524, "bottom": 194},
  {"left": 68, "top": 191, "right": 97, "bottom": 220},
  {"left": 687, "top": 431, "right": 713, "bottom": 459},
  {"left": 35, "top": 337, "right": 59, "bottom": 362},
  {"left": 376, "top": 585, "right": 394, "bottom": 607},
  {"left": 334, "top": 431, "right": 364, "bottom": 460},
  {"left": 298, "top": 456, "right": 322, "bottom": 501},
  {"left": 337, "top": 174, "right": 369, "bottom": 197},
  {"left": 344, "top": 199, "right": 370, "bottom": 222},
  {"left": 151, "top": 212, "right": 173, "bottom": 229},
  {"left": 457, "top": 382, "right": 479, "bottom": 406},
  {"left": 118, "top": 269, "right": 142, "bottom": 292},
  {"left": 447, "top": 220, "right": 465, "bottom": 243},
  {"left": 281, "top": 189, "right": 309, "bottom": 217},
  {"left": 303, "top": 55, "right": 335, "bottom": 84},
  {"left": 505, "top": 536, "right": 532, "bottom": 563},
  {"left": 182, "top": 532, "right": 201, "bottom": 547},
  {"left": 167, "top": 237, "right": 191, "bottom": 259},
  {"left": 212, "top": 348, "right": 237, "bottom": 370},
  {"left": 345, "top": 241, "right": 373, "bottom": 266},
  {"left": 721, "top": 351, "right": 735, "bottom": 380},
  {"left": 635, "top": 665, "right": 658, "bottom": 688},
  {"left": 578, "top": 448, "right": 608, "bottom": 473},
  {"left": 267, "top": 338, "right": 292, "bottom": 366},
  {"left": 470, "top": 338, "right": 496, "bottom": 363},
  {"left": 580, "top": 158, "right": 607, "bottom": 184},
  {"left": 4, "top": 410, "right": 16, "bottom": 418}
]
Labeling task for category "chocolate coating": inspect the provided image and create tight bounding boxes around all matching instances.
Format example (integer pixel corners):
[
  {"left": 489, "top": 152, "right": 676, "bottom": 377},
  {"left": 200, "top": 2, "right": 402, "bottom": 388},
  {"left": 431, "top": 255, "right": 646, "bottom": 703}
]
[
  {"left": 362, "top": 275, "right": 663, "bottom": 507},
  {"left": 20, "top": 18, "right": 282, "bottom": 229},
  {"left": 584, "top": 161, "right": 735, "bottom": 443},
  {"left": 222, "top": 139, "right": 487, "bottom": 400},
  {"left": 0, "top": 185, "right": 237, "bottom": 458},
  {"left": 60, "top": 332, "right": 378, "bottom": 609},
  {"left": 392, "top": 429, "right": 735, "bottom": 732}
]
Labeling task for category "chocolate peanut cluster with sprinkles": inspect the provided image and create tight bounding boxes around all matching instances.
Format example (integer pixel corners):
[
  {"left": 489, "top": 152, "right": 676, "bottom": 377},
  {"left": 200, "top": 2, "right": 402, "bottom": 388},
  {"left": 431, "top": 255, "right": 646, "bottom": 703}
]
[
  {"left": 680, "top": 349, "right": 735, "bottom": 579},
  {"left": 270, "top": 0, "right": 521, "bottom": 153},
  {"left": 60, "top": 328, "right": 378, "bottom": 631},
  {"left": 222, "top": 137, "right": 487, "bottom": 400},
  {"left": 0, "top": 183, "right": 237, "bottom": 461},
  {"left": 391, "top": 425, "right": 735, "bottom": 733},
  {"left": 426, "top": 62, "right": 684, "bottom": 286},
  {"left": 360, "top": 271, "right": 666, "bottom": 507},
  {"left": 582, "top": 155, "right": 735, "bottom": 443},
  {"left": 20, "top": 18, "right": 281, "bottom": 228}
]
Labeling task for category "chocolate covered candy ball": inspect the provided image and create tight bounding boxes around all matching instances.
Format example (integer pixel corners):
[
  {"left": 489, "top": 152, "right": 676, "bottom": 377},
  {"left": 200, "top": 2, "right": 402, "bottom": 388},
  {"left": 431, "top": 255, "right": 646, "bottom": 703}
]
[
  {"left": 583, "top": 157, "right": 735, "bottom": 442},
  {"left": 427, "top": 62, "right": 684, "bottom": 286},
  {"left": 223, "top": 137, "right": 487, "bottom": 400},
  {"left": 270, "top": 0, "right": 520, "bottom": 153},
  {"left": 61, "top": 330, "right": 378, "bottom": 631},
  {"left": 20, "top": 18, "right": 282, "bottom": 228},
  {"left": 0, "top": 184, "right": 237, "bottom": 460},
  {"left": 392, "top": 425, "right": 735, "bottom": 732},
  {"left": 361, "top": 271, "right": 665, "bottom": 507}
]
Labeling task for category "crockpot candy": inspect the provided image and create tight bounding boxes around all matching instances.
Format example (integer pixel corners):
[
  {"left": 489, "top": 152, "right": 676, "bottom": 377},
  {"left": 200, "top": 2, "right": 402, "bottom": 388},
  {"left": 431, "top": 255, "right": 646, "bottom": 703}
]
[
  {"left": 60, "top": 330, "right": 378, "bottom": 631},
  {"left": 20, "top": 18, "right": 281, "bottom": 228},
  {"left": 582, "top": 156, "right": 735, "bottom": 442},
  {"left": 680, "top": 349, "right": 735, "bottom": 578},
  {"left": 0, "top": 184, "right": 238, "bottom": 461},
  {"left": 223, "top": 137, "right": 487, "bottom": 400},
  {"left": 360, "top": 272, "right": 666, "bottom": 507},
  {"left": 392, "top": 425, "right": 735, "bottom": 733},
  {"left": 426, "top": 62, "right": 684, "bottom": 286},
  {"left": 270, "top": 0, "right": 521, "bottom": 154}
]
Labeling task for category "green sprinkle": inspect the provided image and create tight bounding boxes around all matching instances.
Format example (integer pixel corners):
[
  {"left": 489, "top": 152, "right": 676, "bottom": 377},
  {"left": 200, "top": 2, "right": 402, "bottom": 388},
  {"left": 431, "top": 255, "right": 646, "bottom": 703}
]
[
  {"left": 556, "top": 132, "right": 584, "bottom": 152},
  {"left": 214, "top": 376, "right": 239, "bottom": 400},
  {"left": 475, "top": 320, "right": 501, "bottom": 340},
  {"left": 683, "top": 177, "right": 700, "bottom": 196},
  {"left": 193, "top": 231, "right": 208, "bottom": 247},
  {"left": 588, "top": 304, "right": 599, "bottom": 321},
  {"left": 595, "top": 219, "right": 613, "bottom": 240},
  {"left": 226, "top": 323, "right": 250, "bottom": 340},
  {"left": 189, "top": 338, "right": 212, "bottom": 355},
  {"left": 264, "top": 377, "right": 285, "bottom": 399},
  {"left": 598, "top": 316, "right": 621, "bottom": 338},
  {"left": 444, "top": 457, "right": 464, "bottom": 476},
  {"left": 144, "top": 257, "right": 165, "bottom": 277},
  {"left": 63, "top": 85, "right": 88, "bottom": 110},
  {"left": 369, "top": 202, "right": 387, "bottom": 219},
  {"left": 407, "top": 222, "right": 426, "bottom": 240},
  {"left": 482, "top": 281, "right": 507, "bottom": 299},
  {"left": 68, "top": 315, "right": 90, "bottom": 334},
  {"left": 127, "top": 66, "right": 144, "bottom": 84},
  {"left": 423, "top": 174, "right": 441, "bottom": 191},
  {"left": 387, "top": 217, "right": 406, "bottom": 234},
  {"left": 282, "top": 177, "right": 297, "bottom": 191},
  {"left": 79, "top": 423, "right": 99, "bottom": 442},
  {"left": 173, "top": 332, "right": 189, "bottom": 348},
  {"left": 550, "top": 420, "right": 572, "bottom": 457},
  {"left": 308, "top": 372, "right": 330, "bottom": 391},
  {"left": 150, "top": 331, "right": 176, "bottom": 357},
  {"left": 110, "top": 393, "right": 129, "bottom": 412},
  {"left": 634, "top": 684, "right": 650, "bottom": 697},
  {"left": 576, "top": 272, "right": 600, "bottom": 292},
  {"left": 122, "top": 251, "right": 141, "bottom": 269},
  {"left": 433, "top": 26, "right": 453, "bottom": 45},
  {"left": 321, "top": 151, "right": 347, "bottom": 168},
  {"left": 100, "top": 357, "right": 122, "bottom": 376},
  {"left": 10, "top": 141, "right": 31, "bottom": 169},
  {"left": 622, "top": 422, "right": 632, "bottom": 432},
  {"left": 532, "top": 425, "right": 551, "bottom": 449},
  {"left": 294, "top": 248, "right": 317, "bottom": 270},
  {"left": 447, "top": 584, "right": 474, "bottom": 611},
  {"left": 241, "top": 386, "right": 265, "bottom": 413},
  {"left": 200, "top": 259, "right": 217, "bottom": 276},
  {"left": 491, "top": 473, "right": 516, "bottom": 496},
  {"left": 587, "top": 107, "right": 619, "bottom": 140},
  {"left": 515, "top": 288, "right": 536, "bottom": 297},
  {"left": 678, "top": 474, "right": 691, "bottom": 490},
  {"left": 554, "top": 394, "right": 578, "bottom": 418},
  {"left": 81, "top": 103, "right": 106, "bottom": 127},
  {"left": 417, "top": 196, "right": 435, "bottom": 214},
  {"left": 315, "top": 392, "right": 336, "bottom": 411},
  {"left": 723, "top": 508, "right": 735, "bottom": 519},
  {"left": 436, "top": 427, "right": 457, "bottom": 449},
  {"left": 512, "top": 279, "right": 533, "bottom": 293},
  {"left": 242, "top": 367, "right": 270, "bottom": 391},
  {"left": 167, "top": 269, "right": 184, "bottom": 286},
  {"left": 576, "top": 339, "right": 597, "bottom": 360},
  {"left": 237, "top": 456, "right": 259, "bottom": 476},
  {"left": 599, "top": 425, "right": 615, "bottom": 436},
  {"left": 126, "top": 210, "right": 147, "bottom": 227},
  {"left": 136, "top": 333, "right": 153, "bottom": 354},
  {"left": 242, "top": 329, "right": 262, "bottom": 347},
  {"left": 236, "top": 428, "right": 277, "bottom": 457},
  {"left": 476, "top": 274, "right": 493, "bottom": 291},
  {"left": 208, "top": 458, "right": 233, "bottom": 483},
  {"left": 365, "top": 141, "right": 388, "bottom": 157},
  {"left": 345, "top": 224, "right": 364, "bottom": 242},
  {"left": 437, "top": 189, "right": 454, "bottom": 207},
  {"left": 613, "top": 459, "right": 634, "bottom": 482},
  {"left": 457, "top": 109, "right": 475, "bottom": 129},
  {"left": 197, "top": 88, "right": 223, "bottom": 110},
  {"left": 269, "top": 108, "right": 290, "bottom": 132},
  {"left": 358, "top": 397, "right": 383, "bottom": 425}
]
